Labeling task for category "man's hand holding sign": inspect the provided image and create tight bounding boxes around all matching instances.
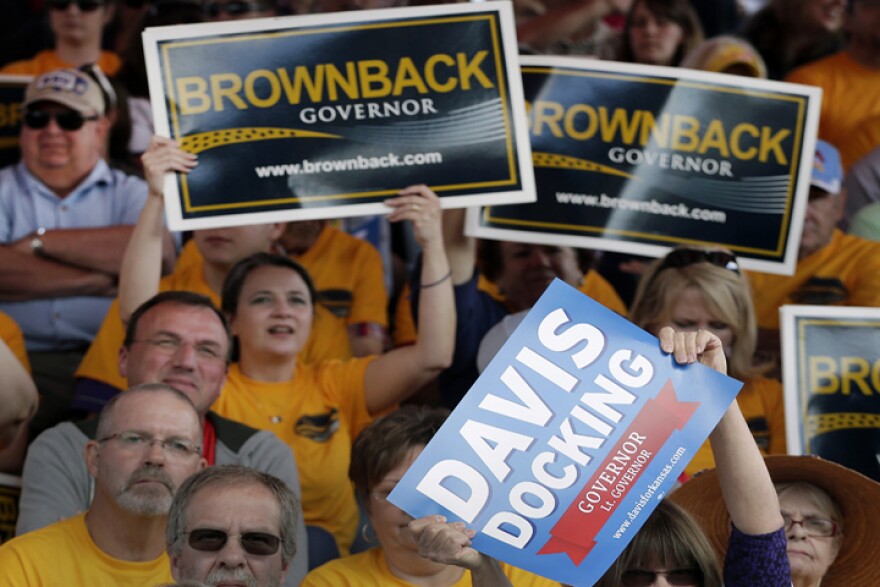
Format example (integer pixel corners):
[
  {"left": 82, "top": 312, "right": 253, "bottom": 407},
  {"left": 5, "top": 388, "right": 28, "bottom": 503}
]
[{"left": 390, "top": 281, "right": 789, "bottom": 586}]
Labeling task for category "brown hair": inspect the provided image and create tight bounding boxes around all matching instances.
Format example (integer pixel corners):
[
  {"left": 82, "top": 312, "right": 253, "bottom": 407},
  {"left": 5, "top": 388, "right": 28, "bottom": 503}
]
[
  {"left": 349, "top": 405, "right": 449, "bottom": 507},
  {"left": 619, "top": 0, "right": 704, "bottom": 65},
  {"left": 595, "top": 500, "right": 721, "bottom": 587}
]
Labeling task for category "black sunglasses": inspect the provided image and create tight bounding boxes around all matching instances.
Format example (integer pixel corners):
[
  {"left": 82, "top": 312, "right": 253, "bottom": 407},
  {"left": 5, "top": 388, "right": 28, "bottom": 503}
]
[
  {"left": 656, "top": 248, "right": 740, "bottom": 275},
  {"left": 23, "top": 109, "right": 98, "bottom": 131},
  {"left": 622, "top": 568, "right": 702, "bottom": 587},
  {"left": 205, "top": 0, "right": 271, "bottom": 17},
  {"left": 186, "top": 528, "right": 281, "bottom": 556},
  {"left": 47, "top": 0, "right": 107, "bottom": 11}
]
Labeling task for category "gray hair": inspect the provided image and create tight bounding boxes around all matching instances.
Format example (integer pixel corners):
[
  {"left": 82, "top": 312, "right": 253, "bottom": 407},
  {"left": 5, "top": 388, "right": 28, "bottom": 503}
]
[
  {"left": 166, "top": 465, "right": 299, "bottom": 565},
  {"left": 96, "top": 383, "right": 202, "bottom": 440}
]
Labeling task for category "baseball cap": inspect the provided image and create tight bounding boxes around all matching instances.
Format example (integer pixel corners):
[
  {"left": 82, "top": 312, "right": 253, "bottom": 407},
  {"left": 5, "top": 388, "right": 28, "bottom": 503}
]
[
  {"left": 23, "top": 69, "right": 105, "bottom": 116},
  {"left": 811, "top": 139, "right": 843, "bottom": 194}
]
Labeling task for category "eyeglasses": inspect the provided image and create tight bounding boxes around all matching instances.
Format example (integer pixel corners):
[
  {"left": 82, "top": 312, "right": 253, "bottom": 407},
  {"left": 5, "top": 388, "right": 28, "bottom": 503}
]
[
  {"left": 621, "top": 568, "right": 702, "bottom": 587},
  {"left": 185, "top": 528, "right": 282, "bottom": 556},
  {"left": 656, "top": 248, "right": 740, "bottom": 275},
  {"left": 204, "top": 0, "right": 271, "bottom": 17},
  {"left": 783, "top": 514, "right": 839, "bottom": 538},
  {"left": 98, "top": 431, "right": 202, "bottom": 458},
  {"left": 47, "top": 0, "right": 106, "bottom": 11},
  {"left": 23, "top": 109, "right": 98, "bottom": 131},
  {"left": 131, "top": 336, "right": 226, "bottom": 361}
]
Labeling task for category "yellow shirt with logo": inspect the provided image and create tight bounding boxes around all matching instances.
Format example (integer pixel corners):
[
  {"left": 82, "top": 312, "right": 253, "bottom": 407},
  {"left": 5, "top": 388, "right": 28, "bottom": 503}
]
[
  {"left": 301, "top": 547, "right": 562, "bottom": 587},
  {"left": 0, "top": 513, "right": 173, "bottom": 586},
  {"left": 211, "top": 359, "right": 375, "bottom": 554}
]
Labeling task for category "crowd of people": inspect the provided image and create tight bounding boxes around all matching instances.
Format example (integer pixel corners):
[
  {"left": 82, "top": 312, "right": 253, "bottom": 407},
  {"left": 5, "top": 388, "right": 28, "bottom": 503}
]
[{"left": 2, "top": 0, "right": 880, "bottom": 586}]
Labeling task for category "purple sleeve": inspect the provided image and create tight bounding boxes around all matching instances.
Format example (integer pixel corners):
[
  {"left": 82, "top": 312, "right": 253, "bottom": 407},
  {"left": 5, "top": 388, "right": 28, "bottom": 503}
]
[{"left": 723, "top": 525, "right": 791, "bottom": 587}]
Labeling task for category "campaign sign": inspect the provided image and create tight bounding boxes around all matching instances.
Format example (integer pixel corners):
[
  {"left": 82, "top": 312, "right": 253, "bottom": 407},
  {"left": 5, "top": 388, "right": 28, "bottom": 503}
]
[
  {"left": 468, "top": 57, "right": 822, "bottom": 275},
  {"left": 143, "top": 2, "right": 533, "bottom": 231},
  {"left": 781, "top": 305, "right": 880, "bottom": 481},
  {"left": 389, "top": 279, "right": 742, "bottom": 586},
  {"left": 0, "top": 76, "right": 29, "bottom": 169}
]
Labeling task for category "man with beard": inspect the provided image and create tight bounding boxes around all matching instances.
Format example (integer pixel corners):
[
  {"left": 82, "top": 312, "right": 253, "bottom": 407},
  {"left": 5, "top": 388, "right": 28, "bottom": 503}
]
[
  {"left": 167, "top": 465, "right": 299, "bottom": 587},
  {"left": 0, "top": 383, "right": 205, "bottom": 584}
]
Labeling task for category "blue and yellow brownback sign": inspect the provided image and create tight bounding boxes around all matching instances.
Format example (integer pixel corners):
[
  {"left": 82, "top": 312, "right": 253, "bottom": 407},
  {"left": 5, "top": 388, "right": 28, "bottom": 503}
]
[
  {"left": 781, "top": 305, "right": 880, "bottom": 481},
  {"left": 143, "top": 2, "right": 533, "bottom": 230},
  {"left": 468, "top": 57, "right": 821, "bottom": 275}
]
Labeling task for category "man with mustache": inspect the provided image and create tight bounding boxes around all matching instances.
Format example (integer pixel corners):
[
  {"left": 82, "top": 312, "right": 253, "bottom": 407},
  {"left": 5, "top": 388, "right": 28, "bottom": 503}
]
[
  {"left": 0, "top": 383, "right": 205, "bottom": 584},
  {"left": 167, "top": 465, "right": 299, "bottom": 587},
  {"left": 16, "top": 291, "right": 309, "bottom": 586}
]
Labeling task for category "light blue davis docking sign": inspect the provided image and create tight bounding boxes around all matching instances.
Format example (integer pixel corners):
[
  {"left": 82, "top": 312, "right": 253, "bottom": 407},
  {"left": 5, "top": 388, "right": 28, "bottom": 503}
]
[
  {"left": 144, "top": 3, "right": 532, "bottom": 229},
  {"left": 389, "top": 279, "right": 743, "bottom": 586}
]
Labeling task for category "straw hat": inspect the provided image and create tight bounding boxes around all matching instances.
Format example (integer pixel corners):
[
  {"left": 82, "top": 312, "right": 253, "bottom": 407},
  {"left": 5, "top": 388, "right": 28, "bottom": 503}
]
[{"left": 669, "top": 455, "right": 880, "bottom": 586}]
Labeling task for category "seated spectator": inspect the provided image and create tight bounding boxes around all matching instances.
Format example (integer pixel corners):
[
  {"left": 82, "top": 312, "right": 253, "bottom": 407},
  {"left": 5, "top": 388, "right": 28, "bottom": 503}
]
[
  {"left": 301, "top": 405, "right": 559, "bottom": 587},
  {"left": 167, "top": 465, "right": 300, "bottom": 587},
  {"left": 177, "top": 218, "right": 389, "bottom": 361},
  {"left": 786, "top": 0, "right": 880, "bottom": 170},
  {"left": 742, "top": 0, "right": 845, "bottom": 80},
  {"left": 0, "top": 68, "right": 174, "bottom": 435},
  {"left": 629, "top": 247, "right": 786, "bottom": 476},
  {"left": 748, "top": 140, "right": 880, "bottom": 372},
  {"left": 17, "top": 291, "right": 310, "bottom": 587},
  {"left": 1, "top": 0, "right": 122, "bottom": 76},
  {"left": 427, "top": 208, "right": 625, "bottom": 409},
  {"left": 72, "top": 215, "right": 284, "bottom": 412},
  {"left": 616, "top": 0, "right": 703, "bottom": 66},
  {"left": 672, "top": 455, "right": 880, "bottom": 587},
  {"left": 120, "top": 143, "right": 454, "bottom": 555},
  {"left": 0, "top": 383, "right": 206, "bottom": 584}
]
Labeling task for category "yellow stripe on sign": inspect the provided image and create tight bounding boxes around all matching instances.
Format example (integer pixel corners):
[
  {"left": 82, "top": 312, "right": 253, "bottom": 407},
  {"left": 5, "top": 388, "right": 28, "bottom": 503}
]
[
  {"left": 807, "top": 412, "right": 880, "bottom": 436},
  {"left": 179, "top": 127, "right": 342, "bottom": 154},
  {"left": 532, "top": 151, "right": 634, "bottom": 180}
]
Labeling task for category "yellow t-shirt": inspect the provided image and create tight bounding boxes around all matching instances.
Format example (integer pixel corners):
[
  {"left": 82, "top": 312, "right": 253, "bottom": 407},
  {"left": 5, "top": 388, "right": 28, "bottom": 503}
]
[
  {"left": 0, "top": 311, "right": 30, "bottom": 372},
  {"left": 786, "top": 51, "right": 880, "bottom": 170},
  {"left": 211, "top": 359, "right": 376, "bottom": 554},
  {"left": 174, "top": 224, "right": 388, "bottom": 362},
  {"left": 0, "top": 49, "right": 122, "bottom": 76},
  {"left": 75, "top": 260, "right": 218, "bottom": 391},
  {"left": 0, "top": 513, "right": 172, "bottom": 586},
  {"left": 301, "top": 546, "right": 562, "bottom": 587},
  {"left": 747, "top": 229, "right": 880, "bottom": 329},
  {"left": 684, "top": 376, "right": 787, "bottom": 476}
]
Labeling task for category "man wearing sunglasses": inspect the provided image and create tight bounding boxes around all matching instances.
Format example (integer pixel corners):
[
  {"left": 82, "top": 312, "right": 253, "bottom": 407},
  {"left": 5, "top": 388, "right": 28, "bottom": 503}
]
[
  {"left": 0, "top": 68, "right": 176, "bottom": 436},
  {"left": 0, "top": 383, "right": 206, "bottom": 585},
  {"left": 167, "top": 465, "right": 298, "bottom": 587},
  {"left": 0, "top": 0, "right": 121, "bottom": 76}
]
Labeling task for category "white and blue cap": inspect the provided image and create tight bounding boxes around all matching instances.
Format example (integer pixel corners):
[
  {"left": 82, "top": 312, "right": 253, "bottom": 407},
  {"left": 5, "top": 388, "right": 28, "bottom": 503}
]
[
  {"left": 810, "top": 139, "right": 843, "bottom": 195},
  {"left": 24, "top": 68, "right": 104, "bottom": 116}
]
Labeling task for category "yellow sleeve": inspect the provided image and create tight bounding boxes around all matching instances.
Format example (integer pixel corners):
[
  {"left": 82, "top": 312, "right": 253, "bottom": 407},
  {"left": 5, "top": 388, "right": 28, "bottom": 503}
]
[
  {"left": 579, "top": 269, "right": 628, "bottom": 317},
  {"left": 75, "top": 298, "right": 128, "bottom": 390}
]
